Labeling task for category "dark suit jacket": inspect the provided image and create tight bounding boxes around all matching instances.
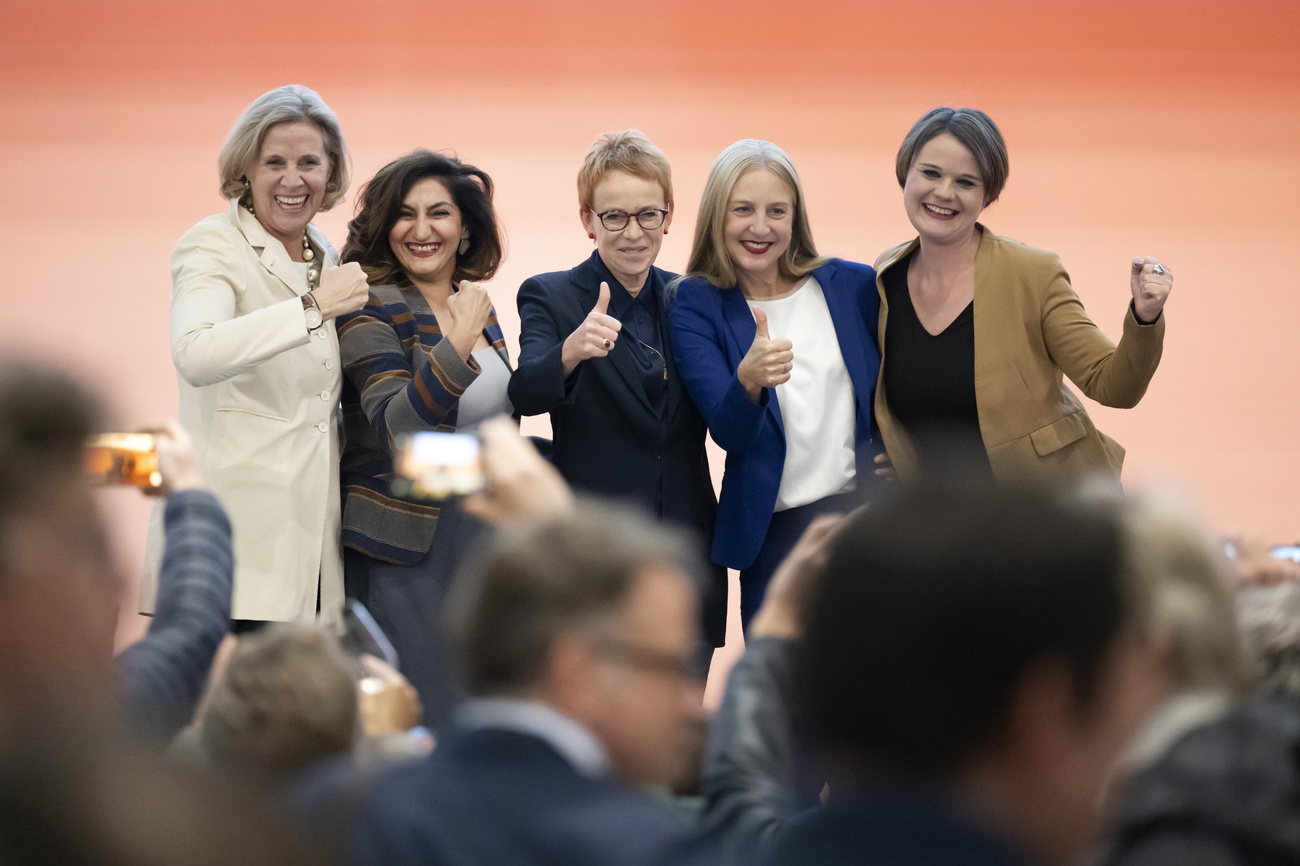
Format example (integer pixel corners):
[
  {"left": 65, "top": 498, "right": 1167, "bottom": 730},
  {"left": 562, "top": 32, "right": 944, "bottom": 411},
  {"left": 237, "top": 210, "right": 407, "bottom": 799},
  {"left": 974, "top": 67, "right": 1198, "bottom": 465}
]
[
  {"left": 349, "top": 728, "right": 695, "bottom": 866},
  {"left": 509, "top": 252, "right": 725, "bottom": 644},
  {"left": 669, "top": 260, "right": 882, "bottom": 571}
]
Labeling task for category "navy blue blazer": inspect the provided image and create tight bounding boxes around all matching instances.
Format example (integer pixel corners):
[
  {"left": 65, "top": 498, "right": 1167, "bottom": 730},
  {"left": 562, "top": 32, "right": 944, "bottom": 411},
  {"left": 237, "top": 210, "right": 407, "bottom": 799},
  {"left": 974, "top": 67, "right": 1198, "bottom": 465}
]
[
  {"left": 509, "top": 252, "right": 726, "bottom": 645},
  {"left": 669, "top": 260, "right": 881, "bottom": 571},
  {"left": 349, "top": 727, "right": 696, "bottom": 866}
]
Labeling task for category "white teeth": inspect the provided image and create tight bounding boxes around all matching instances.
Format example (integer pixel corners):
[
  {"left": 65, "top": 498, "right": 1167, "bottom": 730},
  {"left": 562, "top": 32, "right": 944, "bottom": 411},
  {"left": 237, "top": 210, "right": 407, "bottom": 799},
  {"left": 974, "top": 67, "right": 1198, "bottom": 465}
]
[
  {"left": 275, "top": 195, "right": 308, "bottom": 205},
  {"left": 924, "top": 204, "right": 955, "bottom": 216},
  {"left": 408, "top": 243, "right": 438, "bottom": 252}
]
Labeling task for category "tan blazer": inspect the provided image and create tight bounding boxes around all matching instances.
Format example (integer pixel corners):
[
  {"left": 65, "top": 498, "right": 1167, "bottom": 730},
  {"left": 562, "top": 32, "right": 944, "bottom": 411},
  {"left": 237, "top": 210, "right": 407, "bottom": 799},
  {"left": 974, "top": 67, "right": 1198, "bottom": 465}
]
[
  {"left": 142, "top": 201, "right": 344, "bottom": 625},
  {"left": 874, "top": 227, "right": 1164, "bottom": 486}
]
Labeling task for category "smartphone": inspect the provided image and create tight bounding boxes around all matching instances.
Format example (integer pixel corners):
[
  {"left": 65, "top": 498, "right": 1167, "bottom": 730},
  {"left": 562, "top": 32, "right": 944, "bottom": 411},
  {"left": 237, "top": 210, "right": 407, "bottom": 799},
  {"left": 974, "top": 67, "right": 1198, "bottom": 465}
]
[
  {"left": 339, "top": 599, "right": 400, "bottom": 671},
  {"left": 85, "top": 433, "right": 161, "bottom": 490},
  {"left": 391, "top": 432, "right": 485, "bottom": 500}
]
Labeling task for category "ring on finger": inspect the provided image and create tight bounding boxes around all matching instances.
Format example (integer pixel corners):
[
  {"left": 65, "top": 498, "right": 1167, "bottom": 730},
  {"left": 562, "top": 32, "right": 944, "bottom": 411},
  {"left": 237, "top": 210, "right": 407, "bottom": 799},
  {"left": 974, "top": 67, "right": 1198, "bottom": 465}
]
[
  {"left": 603, "top": 338, "right": 611, "bottom": 350},
  {"left": 1152, "top": 263, "right": 1165, "bottom": 276}
]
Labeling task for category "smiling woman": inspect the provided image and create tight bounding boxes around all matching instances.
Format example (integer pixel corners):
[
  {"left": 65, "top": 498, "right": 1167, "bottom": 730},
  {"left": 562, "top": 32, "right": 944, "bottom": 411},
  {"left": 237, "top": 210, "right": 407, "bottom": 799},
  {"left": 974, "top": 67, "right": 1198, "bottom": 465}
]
[
  {"left": 336, "top": 149, "right": 511, "bottom": 728},
  {"left": 874, "top": 106, "right": 1174, "bottom": 485},
  {"left": 141, "top": 84, "right": 370, "bottom": 631}
]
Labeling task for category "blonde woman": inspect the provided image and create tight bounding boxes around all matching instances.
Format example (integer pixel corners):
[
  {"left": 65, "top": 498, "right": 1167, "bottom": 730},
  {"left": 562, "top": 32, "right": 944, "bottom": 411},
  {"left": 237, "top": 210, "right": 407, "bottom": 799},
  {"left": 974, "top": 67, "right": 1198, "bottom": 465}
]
[
  {"left": 669, "top": 140, "right": 883, "bottom": 628},
  {"left": 143, "top": 85, "right": 369, "bottom": 630}
]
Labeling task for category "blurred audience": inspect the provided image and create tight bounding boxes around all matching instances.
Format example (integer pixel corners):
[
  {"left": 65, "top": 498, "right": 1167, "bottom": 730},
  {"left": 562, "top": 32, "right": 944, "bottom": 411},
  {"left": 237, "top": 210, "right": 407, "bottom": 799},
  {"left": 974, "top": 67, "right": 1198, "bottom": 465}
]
[{"left": 348, "top": 499, "right": 712, "bottom": 866}]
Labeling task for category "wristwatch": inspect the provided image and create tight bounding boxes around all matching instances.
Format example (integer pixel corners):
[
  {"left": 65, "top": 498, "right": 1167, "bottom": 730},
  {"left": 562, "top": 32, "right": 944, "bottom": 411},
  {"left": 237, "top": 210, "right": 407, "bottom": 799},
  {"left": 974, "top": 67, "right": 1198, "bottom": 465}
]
[{"left": 302, "top": 292, "right": 323, "bottom": 331}]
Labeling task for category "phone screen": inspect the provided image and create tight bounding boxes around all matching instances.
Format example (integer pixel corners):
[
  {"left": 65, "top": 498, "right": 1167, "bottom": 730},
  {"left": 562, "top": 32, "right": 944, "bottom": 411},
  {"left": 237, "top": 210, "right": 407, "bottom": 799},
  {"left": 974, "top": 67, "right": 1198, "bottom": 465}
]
[{"left": 391, "top": 432, "right": 485, "bottom": 499}]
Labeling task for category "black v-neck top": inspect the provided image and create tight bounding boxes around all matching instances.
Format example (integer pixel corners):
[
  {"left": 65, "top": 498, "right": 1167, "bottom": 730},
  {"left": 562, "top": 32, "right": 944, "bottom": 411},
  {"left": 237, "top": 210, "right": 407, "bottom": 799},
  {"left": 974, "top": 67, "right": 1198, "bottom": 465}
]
[{"left": 882, "top": 251, "right": 991, "bottom": 473}]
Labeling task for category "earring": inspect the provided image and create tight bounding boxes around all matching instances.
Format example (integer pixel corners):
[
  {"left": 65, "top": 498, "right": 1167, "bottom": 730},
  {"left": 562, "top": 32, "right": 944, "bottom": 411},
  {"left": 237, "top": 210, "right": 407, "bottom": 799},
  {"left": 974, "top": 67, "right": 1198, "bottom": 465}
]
[
  {"left": 663, "top": 229, "right": 668, "bottom": 235},
  {"left": 588, "top": 233, "right": 595, "bottom": 239},
  {"left": 458, "top": 237, "right": 470, "bottom": 256}
]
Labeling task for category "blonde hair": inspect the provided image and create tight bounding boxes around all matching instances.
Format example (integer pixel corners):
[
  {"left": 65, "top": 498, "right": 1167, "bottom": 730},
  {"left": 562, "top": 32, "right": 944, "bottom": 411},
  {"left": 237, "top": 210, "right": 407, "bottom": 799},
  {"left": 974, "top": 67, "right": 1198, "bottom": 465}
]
[
  {"left": 217, "top": 85, "right": 350, "bottom": 211},
  {"left": 684, "top": 140, "right": 828, "bottom": 289},
  {"left": 576, "top": 130, "right": 673, "bottom": 212}
]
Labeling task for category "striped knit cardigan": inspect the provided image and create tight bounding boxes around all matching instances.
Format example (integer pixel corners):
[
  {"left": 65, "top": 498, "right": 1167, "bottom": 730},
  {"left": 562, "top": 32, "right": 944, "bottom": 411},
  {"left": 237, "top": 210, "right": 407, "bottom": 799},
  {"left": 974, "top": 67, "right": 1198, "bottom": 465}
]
[{"left": 337, "top": 282, "right": 510, "bottom": 565}]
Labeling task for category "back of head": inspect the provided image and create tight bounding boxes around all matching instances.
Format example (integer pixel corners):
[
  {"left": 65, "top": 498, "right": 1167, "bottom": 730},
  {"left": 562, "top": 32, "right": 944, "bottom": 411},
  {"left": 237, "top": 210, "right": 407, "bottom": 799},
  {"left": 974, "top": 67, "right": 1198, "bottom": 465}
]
[
  {"left": 1238, "top": 583, "right": 1300, "bottom": 701},
  {"left": 201, "top": 625, "right": 358, "bottom": 785},
  {"left": 450, "top": 498, "right": 700, "bottom": 697},
  {"left": 802, "top": 477, "right": 1131, "bottom": 781}
]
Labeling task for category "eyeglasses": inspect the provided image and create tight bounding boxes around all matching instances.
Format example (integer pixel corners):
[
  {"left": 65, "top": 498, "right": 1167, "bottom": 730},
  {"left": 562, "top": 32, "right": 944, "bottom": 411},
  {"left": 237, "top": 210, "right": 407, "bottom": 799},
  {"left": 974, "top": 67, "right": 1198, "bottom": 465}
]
[
  {"left": 590, "top": 208, "right": 669, "bottom": 232},
  {"left": 590, "top": 636, "right": 707, "bottom": 682}
]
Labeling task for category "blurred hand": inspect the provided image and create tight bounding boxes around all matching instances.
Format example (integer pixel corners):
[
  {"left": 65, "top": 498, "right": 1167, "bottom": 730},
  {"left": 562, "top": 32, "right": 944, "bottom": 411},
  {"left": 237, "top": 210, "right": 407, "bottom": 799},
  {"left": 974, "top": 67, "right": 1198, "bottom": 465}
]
[
  {"left": 314, "top": 262, "right": 370, "bottom": 321},
  {"left": 1230, "top": 534, "right": 1300, "bottom": 588},
  {"left": 191, "top": 633, "right": 239, "bottom": 726},
  {"left": 447, "top": 280, "right": 494, "bottom": 359},
  {"left": 749, "top": 512, "right": 851, "bottom": 639},
  {"left": 737, "top": 307, "right": 794, "bottom": 402},
  {"left": 462, "top": 417, "right": 574, "bottom": 524},
  {"left": 358, "top": 654, "right": 423, "bottom": 736},
  {"left": 873, "top": 451, "right": 896, "bottom": 483},
  {"left": 561, "top": 281, "right": 622, "bottom": 375},
  {"left": 141, "top": 420, "right": 205, "bottom": 496},
  {"left": 1130, "top": 256, "right": 1173, "bottom": 323}
]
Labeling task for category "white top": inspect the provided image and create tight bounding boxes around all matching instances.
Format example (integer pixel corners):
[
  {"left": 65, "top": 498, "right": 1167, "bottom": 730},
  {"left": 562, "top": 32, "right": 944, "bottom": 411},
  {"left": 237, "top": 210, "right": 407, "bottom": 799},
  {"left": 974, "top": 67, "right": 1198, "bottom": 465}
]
[
  {"left": 457, "top": 348, "right": 514, "bottom": 434},
  {"left": 750, "top": 276, "right": 857, "bottom": 511}
]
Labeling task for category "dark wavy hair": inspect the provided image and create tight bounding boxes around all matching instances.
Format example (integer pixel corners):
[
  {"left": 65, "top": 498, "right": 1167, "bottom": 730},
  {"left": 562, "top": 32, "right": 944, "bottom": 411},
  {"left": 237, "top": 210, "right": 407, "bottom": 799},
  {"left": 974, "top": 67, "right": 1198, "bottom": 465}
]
[{"left": 341, "top": 150, "right": 504, "bottom": 287}]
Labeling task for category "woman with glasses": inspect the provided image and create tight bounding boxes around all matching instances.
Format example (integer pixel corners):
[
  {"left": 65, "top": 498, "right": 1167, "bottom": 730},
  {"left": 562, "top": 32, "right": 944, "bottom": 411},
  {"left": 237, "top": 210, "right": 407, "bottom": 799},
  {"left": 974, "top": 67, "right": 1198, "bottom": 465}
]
[
  {"left": 509, "top": 130, "right": 727, "bottom": 649},
  {"left": 669, "top": 139, "right": 883, "bottom": 630}
]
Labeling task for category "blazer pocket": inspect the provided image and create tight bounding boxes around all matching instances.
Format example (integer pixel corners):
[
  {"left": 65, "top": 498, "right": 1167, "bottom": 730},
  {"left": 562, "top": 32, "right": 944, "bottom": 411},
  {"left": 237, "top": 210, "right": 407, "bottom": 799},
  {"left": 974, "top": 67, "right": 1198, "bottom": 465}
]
[
  {"left": 1028, "top": 411, "right": 1087, "bottom": 457},
  {"left": 215, "top": 405, "right": 289, "bottom": 423}
]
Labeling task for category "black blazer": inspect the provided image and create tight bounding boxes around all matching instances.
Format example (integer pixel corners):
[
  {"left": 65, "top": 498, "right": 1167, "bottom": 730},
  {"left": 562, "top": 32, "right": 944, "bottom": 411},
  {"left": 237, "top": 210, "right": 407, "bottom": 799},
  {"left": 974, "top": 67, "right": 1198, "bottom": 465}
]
[{"left": 509, "top": 252, "right": 725, "bottom": 645}]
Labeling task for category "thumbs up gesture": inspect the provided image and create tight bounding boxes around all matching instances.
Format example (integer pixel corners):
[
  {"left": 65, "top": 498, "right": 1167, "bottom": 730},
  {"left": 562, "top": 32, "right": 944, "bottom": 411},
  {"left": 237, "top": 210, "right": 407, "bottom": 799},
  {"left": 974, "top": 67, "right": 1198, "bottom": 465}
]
[
  {"left": 1130, "top": 256, "right": 1173, "bottom": 323},
  {"left": 561, "top": 281, "right": 623, "bottom": 375},
  {"left": 737, "top": 306, "right": 795, "bottom": 403}
]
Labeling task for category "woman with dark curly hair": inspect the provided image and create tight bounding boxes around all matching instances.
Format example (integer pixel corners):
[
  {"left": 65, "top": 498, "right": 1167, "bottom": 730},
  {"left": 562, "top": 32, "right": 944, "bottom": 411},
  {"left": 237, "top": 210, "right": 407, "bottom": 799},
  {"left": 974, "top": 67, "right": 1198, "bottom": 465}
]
[{"left": 337, "top": 149, "right": 511, "bottom": 726}]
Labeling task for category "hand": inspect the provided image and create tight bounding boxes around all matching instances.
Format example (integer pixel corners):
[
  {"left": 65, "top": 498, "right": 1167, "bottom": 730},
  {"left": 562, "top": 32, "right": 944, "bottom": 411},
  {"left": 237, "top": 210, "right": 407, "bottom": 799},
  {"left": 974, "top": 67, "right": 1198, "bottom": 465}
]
[
  {"left": 140, "top": 420, "right": 206, "bottom": 496},
  {"left": 560, "top": 281, "right": 622, "bottom": 376},
  {"left": 1130, "top": 256, "right": 1173, "bottom": 323},
  {"left": 314, "top": 262, "right": 370, "bottom": 321},
  {"left": 357, "top": 654, "right": 423, "bottom": 736},
  {"left": 1230, "top": 534, "right": 1300, "bottom": 588},
  {"left": 873, "top": 451, "right": 897, "bottom": 483},
  {"left": 462, "top": 417, "right": 574, "bottom": 524},
  {"left": 749, "top": 513, "right": 851, "bottom": 639},
  {"left": 736, "top": 307, "right": 794, "bottom": 402},
  {"left": 447, "top": 280, "right": 494, "bottom": 359}
]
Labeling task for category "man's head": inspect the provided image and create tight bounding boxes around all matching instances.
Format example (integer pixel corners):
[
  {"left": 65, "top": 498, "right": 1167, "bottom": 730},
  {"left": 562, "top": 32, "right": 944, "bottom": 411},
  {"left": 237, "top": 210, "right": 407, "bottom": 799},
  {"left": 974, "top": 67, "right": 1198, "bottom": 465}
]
[
  {"left": 451, "top": 500, "right": 706, "bottom": 788},
  {"left": 802, "top": 478, "right": 1165, "bottom": 864},
  {"left": 0, "top": 358, "right": 118, "bottom": 727}
]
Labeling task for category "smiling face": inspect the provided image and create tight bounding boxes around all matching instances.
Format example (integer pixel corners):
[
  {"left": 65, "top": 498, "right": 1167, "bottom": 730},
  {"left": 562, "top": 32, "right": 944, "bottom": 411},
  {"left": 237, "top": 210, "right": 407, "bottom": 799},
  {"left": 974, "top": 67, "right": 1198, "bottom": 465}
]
[
  {"left": 388, "top": 176, "right": 467, "bottom": 289},
  {"left": 245, "top": 121, "right": 330, "bottom": 255},
  {"left": 580, "top": 170, "right": 672, "bottom": 292},
  {"left": 723, "top": 169, "right": 795, "bottom": 286},
  {"left": 902, "top": 133, "right": 987, "bottom": 247}
]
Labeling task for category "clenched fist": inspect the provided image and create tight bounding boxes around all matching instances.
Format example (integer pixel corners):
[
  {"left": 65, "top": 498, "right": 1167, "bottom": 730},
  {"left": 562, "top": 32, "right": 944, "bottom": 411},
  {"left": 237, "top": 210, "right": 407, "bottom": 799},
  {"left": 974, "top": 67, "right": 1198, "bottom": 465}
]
[
  {"left": 314, "top": 262, "right": 370, "bottom": 321},
  {"left": 737, "top": 306, "right": 794, "bottom": 403},
  {"left": 561, "top": 281, "right": 623, "bottom": 376},
  {"left": 446, "top": 280, "right": 494, "bottom": 359},
  {"left": 1130, "top": 256, "right": 1173, "bottom": 323}
]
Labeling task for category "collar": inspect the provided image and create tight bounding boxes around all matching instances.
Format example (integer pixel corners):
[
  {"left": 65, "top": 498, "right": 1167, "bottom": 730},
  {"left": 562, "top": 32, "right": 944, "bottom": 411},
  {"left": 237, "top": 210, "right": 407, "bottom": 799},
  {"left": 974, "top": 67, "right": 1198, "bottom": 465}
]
[
  {"left": 876, "top": 223, "right": 989, "bottom": 278},
  {"left": 454, "top": 697, "right": 610, "bottom": 779},
  {"left": 229, "top": 197, "right": 330, "bottom": 260},
  {"left": 589, "top": 251, "right": 658, "bottom": 316}
]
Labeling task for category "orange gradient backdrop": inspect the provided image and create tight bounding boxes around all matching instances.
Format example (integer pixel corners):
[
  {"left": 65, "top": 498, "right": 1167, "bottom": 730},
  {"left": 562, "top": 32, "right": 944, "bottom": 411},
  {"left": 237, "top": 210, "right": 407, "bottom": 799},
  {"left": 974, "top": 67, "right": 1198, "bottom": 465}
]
[{"left": 2, "top": 0, "right": 1298, "bottom": 701}]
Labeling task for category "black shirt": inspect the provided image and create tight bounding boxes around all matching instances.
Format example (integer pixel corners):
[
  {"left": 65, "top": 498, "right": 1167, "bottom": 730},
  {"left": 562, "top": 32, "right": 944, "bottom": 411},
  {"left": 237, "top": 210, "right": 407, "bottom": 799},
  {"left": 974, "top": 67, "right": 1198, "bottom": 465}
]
[{"left": 882, "top": 251, "right": 991, "bottom": 474}]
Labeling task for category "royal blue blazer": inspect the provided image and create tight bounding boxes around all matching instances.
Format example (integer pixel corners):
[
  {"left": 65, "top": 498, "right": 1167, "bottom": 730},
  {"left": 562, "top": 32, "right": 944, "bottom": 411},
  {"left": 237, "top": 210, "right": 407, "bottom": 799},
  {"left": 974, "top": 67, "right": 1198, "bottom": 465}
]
[{"left": 669, "top": 259, "right": 882, "bottom": 571}]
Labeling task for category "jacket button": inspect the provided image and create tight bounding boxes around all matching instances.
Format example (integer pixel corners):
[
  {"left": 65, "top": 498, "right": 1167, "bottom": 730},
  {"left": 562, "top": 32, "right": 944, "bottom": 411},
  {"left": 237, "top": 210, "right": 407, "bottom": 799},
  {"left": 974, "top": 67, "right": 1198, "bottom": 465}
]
[
  {"left": 324, "top": 360, "right": 334, "bottom": 370},
  {"left": 317, "top": 330, "right": 328, "bottom": 340},
  {"left": 317, "top": 421, "right": 328, "bottom": 432},
  {"left": 319, "top": 390, "right": 330, "bottom": 401}
]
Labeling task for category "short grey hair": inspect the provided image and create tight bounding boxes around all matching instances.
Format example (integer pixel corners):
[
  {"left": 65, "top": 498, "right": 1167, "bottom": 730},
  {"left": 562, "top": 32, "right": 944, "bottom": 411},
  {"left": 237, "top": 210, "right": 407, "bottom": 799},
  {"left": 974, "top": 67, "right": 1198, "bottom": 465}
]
[
  {"left": 1237, "top": 584, "right": 1300, "bottom": 701},
  {"left": 216, "top": 84, "right": 350, "bottom": 211},
  {"left": 448, "top": 499, "right": 702, "bottom": 696}
]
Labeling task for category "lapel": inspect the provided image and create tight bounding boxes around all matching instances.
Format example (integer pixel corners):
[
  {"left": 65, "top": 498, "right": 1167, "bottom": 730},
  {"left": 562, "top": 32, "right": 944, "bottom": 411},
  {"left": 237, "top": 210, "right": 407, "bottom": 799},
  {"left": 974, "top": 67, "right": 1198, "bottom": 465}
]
[
  {"left": 816, "top": 261, "right": 876, "bottom": 409},
  {"left": 654, "top": 269, "right": 683, "bottom": 416},
  {"left": 569, "top": 253, "right": 654, "bottom": 416},
  {"left": 232, "top": 200, "right": 309, "bottom": 298},
  {"left": 721, "top": 284, "right": 783, "bottom": 435}
]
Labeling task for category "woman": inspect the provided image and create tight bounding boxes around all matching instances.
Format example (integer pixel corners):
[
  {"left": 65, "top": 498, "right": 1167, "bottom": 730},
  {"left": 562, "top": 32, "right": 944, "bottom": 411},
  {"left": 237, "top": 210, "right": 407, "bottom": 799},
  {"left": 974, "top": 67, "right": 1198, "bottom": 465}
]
[
  {"left": 337, "top": 150, "right": 511, "bottom": 726},
  {"left": 670, "top": 140, "right": 883, "bottom": 628},
  {"left": 143, "top": 85, "right": 369, "bottom": 629},
  {"left": 508, "top": 130, "right": 727, "bottom": 647},
  {"left": 875, "top": 107, "right": 1173, "bottom": 483}
]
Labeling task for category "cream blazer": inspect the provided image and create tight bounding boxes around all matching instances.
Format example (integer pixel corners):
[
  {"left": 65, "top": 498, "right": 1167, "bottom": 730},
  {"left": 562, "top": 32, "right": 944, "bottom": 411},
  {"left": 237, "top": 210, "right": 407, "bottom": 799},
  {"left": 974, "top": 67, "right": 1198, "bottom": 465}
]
[
  {"left": 874, "top": 227, "right": 1165, "bottom": 486},
  {"left": 142, "top": 200, "right": 344, "bottom": 625}
]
